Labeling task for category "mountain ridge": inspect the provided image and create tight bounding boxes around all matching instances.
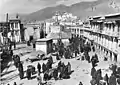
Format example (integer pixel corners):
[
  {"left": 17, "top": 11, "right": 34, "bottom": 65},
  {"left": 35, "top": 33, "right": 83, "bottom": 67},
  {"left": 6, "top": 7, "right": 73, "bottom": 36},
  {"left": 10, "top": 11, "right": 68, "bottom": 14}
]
[{"left": 20, "top": 0, "right": 120, "bottom": 22}]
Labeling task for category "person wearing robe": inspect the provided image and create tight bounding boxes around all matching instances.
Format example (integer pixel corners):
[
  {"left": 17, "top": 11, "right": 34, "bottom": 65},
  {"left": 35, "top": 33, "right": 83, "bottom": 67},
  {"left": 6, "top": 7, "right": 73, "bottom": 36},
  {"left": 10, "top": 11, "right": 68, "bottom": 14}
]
[
  {"left": 59, "top": 63, "right": 65, "bottom": 79},
  {"left": 49, "top": 56, "right": 53, "bottom": 64},
  {"left": 53, "top": 68, "right": 58, "bottom": 80},
  {"left": 42, "top": 63, "right": 47, "bottom": 73},
  {"left": 18, "top": 62, "right": 24, "bottom": 79},
  {"left": 109, "top": 73, "right": 116, "bottom": 85},
  {"left": 112, "top": 64, "right": 117, "bottom": 76},
  {"left": 58, "top": 61, "right": 61, "bottom": 72},
  {"left": 13, "top": 55, "right": 17, "bottom": 68},
  {"left": 94, "top": 54, "right": 99, "bottom": 63},
  {"left": 13, "top": 82, "right": 17, "bottom": 85},
  {"left": 67, "top": 62, "right": 71, "bottom": 74},
  {"left": 79, "top": 82, "right": 83, "bottom": 85},
  {"left": 94, "top": 69, "right": 102, "bottom": 85},
  {"left": 46, "top": 59, "right": 52, "bottom": 70},
  {"left": 37, "top": 63, "right": 41, "bottom": 73},
  {"left": 37, "top": 73, "right": 42, "bottom": 85},
  {"left": 26, "top": 66, "right": 31, "bottom": 80},
  {"left": 96, "top": 72, "right": 102, "bottom": 85},
  {"left": 44, "top": 72, "right": 49, "bottom": 81},
  {"left": 92, "top": 46, "right": 95, "bottom": 52},
  {"left": 10, "top": 50, "right": 13, "bottom": 57},
  {"left": 91, "top": 67, "right": 96, "bottom": 79},
  {"left": 104, "top": 74, "right": 109, "bottom": 85},
  {"left": 91, "top": 56, "right": 96, "bottom": 68},
  {"left": 117, "top": 78, "right": 120, "bottom": 85}
]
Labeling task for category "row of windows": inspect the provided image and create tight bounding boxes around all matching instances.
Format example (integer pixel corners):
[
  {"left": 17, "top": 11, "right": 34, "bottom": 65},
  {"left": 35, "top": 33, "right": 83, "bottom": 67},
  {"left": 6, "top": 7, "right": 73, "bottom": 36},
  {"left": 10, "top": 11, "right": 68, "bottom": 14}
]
[{"left": 10, "top": 23, "right": 18, "bottom": 28}]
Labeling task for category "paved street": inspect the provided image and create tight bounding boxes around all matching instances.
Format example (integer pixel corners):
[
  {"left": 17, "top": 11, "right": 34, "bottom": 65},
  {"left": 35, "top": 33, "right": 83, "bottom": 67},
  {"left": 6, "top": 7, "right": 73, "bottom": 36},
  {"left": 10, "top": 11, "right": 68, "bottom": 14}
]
[{"left": 1, "top": 43, "right": 119, "bottom": 85}]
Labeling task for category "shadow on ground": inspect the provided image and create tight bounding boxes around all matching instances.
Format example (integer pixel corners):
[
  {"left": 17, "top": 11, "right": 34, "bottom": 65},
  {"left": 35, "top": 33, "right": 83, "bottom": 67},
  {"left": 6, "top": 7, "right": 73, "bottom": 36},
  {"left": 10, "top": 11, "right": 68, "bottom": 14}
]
[{"left": 1, "top": 69, "right": 16, "bottom": 77}]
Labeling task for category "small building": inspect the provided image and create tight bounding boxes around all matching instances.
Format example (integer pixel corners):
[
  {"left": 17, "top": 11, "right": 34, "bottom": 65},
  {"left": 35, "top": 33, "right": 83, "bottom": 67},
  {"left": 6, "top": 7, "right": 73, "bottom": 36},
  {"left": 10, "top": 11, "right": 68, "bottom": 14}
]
[
  {"left": 24, "top": 23, "right": 41, "bottom": 42},
  {"left": 35, "top": 38, "right": 53, "bottom": 55}
]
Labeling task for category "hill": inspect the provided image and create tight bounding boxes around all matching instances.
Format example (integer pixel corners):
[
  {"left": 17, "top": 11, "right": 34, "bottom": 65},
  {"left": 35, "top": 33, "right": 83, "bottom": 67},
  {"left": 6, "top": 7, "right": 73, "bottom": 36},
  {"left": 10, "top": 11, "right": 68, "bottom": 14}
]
[{"left": 21, "top": 0, "right": 120, "bottom": 22}]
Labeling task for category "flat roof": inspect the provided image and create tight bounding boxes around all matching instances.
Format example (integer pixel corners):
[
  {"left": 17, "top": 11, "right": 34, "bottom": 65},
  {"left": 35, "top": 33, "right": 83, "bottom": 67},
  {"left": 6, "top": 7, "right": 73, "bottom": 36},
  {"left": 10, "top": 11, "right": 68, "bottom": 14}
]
[
  {"left": 36, "top": 38, "right": 52, "bottom": 42},
  {"left": 105, "top": 12, "right": 120, "bottom": 17},
  {"left": 91, "top": 13, "right": 120, "bottom": 20}
]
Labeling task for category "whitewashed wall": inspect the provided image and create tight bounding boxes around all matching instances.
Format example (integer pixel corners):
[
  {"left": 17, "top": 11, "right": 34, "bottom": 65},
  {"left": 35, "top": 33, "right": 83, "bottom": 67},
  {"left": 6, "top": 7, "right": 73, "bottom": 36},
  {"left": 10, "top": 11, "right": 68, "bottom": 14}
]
[{"left": 36, "top": 44, "right": 46, "bottom": 54}]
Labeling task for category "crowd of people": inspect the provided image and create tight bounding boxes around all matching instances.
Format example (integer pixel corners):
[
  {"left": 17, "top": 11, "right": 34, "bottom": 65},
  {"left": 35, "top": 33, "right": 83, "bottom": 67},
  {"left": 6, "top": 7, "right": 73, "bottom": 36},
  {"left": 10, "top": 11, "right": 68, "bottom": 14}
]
[{"left": 5, "top": 34, "right": 120, "bottom": 85}]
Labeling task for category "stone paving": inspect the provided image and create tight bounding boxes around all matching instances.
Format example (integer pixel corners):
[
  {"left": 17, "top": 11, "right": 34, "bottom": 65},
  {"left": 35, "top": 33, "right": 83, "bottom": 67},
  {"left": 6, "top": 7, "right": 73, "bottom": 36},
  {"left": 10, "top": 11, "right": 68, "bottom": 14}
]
[{"left": 1, "top": 44, "right": 120, "bottom": 85}]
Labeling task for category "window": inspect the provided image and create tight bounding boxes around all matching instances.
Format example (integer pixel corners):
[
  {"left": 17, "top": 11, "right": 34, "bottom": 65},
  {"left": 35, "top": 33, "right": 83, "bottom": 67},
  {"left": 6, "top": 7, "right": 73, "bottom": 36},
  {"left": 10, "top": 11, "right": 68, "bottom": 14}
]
[
  {"left": 15, "top": 23, "right": 18, "bottom": 28},
  {"left": 11, "top": 23, "right": 14, "bottom": 29}
]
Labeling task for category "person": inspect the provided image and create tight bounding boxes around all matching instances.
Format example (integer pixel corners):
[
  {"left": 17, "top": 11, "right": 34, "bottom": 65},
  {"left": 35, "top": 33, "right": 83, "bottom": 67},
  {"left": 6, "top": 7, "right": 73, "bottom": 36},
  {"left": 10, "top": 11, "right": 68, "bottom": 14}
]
[
  {"left": 26, "top": 66, "right": 31, "bottom": 80},
  {"left": 117, "top": 78, "right": 120, "bottom": 85},
  {"left": 79, "top": 81, "right": 83, "bottom": 85},
  {"left": 10, "top": 50, "right": 13, "bottom": 57},
  {"left": 18, "top": 62, "right": 24, "bottom": 79},
  {"left": 49, "top": 56, "right": 53, "bottom": 64},
  {"left": 42, "top": 63, "right": 47, "bottom": 73},
  {"left": 104, "top": 74, "right": 109, "bottom": 85},
  {"left": 13, "top": 41, "right": 16, "bottom": 49},
  {"left": 53, "top": 68, "right": 58, "bottom": 80},
  {"left": 58, "top": 61, "right": 62, "bottom": 72},
  {"left": 67, "top": 62, "right": 71, "bottom": 74},
  {"left": 47, "top": 59, "right": 52, "bottom": 69},
  {"left": 13, "top": 82, "right": 17, "bottom": 85},
  {"left": 91, "top": 67, "right": 96, "bottom": 79},
  {"left": 109, "top": 73, "right": 116, "bottom": 85},
  {"left": 37, "top": 73, "right": 42, "bottom": 85},
  {"left": 112, "top": 64, "right": 117, "bottom": 76},
  {"left": 94, "top": 54, "right": 99, "bottom": 63},
  {"left": 44, "top": 72, "right": 49, "bottom": 81},
  {"left": 13, "top": 55, "right": 17, "bottom": 68},
  {"left": 96, "top": 69, "right": 102, "bottom": 85},
  {"left": 92, "top": 46, "right": 95, "bottom": 52},
  {"left": 91, "top": 56, "right": 96, "bottom": 68},
  {"left": 37, "top": 63, "right": 41, "bottom": 73}
]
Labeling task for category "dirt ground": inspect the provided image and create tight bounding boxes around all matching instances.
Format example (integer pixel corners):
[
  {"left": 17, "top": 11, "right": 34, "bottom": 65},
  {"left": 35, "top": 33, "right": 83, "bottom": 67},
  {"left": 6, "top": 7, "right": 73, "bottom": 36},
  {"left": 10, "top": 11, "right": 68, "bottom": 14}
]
[{"left": 1, "top": 44, "right": 119, "bottom": 85}]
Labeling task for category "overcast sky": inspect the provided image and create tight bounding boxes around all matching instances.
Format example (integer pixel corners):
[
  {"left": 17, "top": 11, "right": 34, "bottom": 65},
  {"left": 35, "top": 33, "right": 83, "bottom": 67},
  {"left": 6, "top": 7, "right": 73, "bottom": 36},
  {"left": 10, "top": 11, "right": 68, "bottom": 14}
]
[{"left": 0, "top": 0, "right": 97, "bottom": 21}]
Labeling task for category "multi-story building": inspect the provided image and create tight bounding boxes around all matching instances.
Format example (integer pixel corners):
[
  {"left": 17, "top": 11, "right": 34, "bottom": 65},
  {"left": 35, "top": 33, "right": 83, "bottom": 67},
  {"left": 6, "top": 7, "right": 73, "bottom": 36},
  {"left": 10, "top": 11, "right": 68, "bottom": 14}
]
[
  {"left": 0, "top": 22, "right": 10, "bottom": 45},
  {"left": 8, "top": 19, "right": 21, "bottom": 42},
  {"left": 82, "top": 13, "right": 120, "bottom": 62}
]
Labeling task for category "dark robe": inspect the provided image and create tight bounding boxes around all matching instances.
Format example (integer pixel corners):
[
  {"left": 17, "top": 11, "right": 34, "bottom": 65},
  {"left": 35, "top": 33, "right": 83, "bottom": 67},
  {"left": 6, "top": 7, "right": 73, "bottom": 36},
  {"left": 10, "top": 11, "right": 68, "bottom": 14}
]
[
  {"left": 49, "top": 56, "right": 53, "bottom": 64},
  {"left": 46, "top": 60, "right": 52, "bottom": 69},
  {"left": 67, "top": 62, "right": 71, "bottom": 74},
  {"left": 27, "top": 68, "right": 31, "bottom": 80},
  {"left": 109, "top": 74, "right": 116, "bottom": 85},
  {"left": 91, "top": 67, "right": 96, "bottom": 78},
  {"left": 44, "top": 73, "right": 49, "bottom": 81},
  {"left": 18, "top": 62, "right": 24, "bottom": 79},
  {"left": 112, "top": 65, "right": 117, "bottom": 75},
  {"left": 117, "top": 78, "right": 120, "bottom": 84},
  {"left": 42, "top": 63, "right": 47, "bottom": 73},
  {"left": 37, "top": 63, "right": 41, "bottom": 73},
  {"left": 53, "top": 69, "right": 58, "bottom": 80},
  {"left": 104, "top": 74, "right": 109, "bottom": 85}
]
